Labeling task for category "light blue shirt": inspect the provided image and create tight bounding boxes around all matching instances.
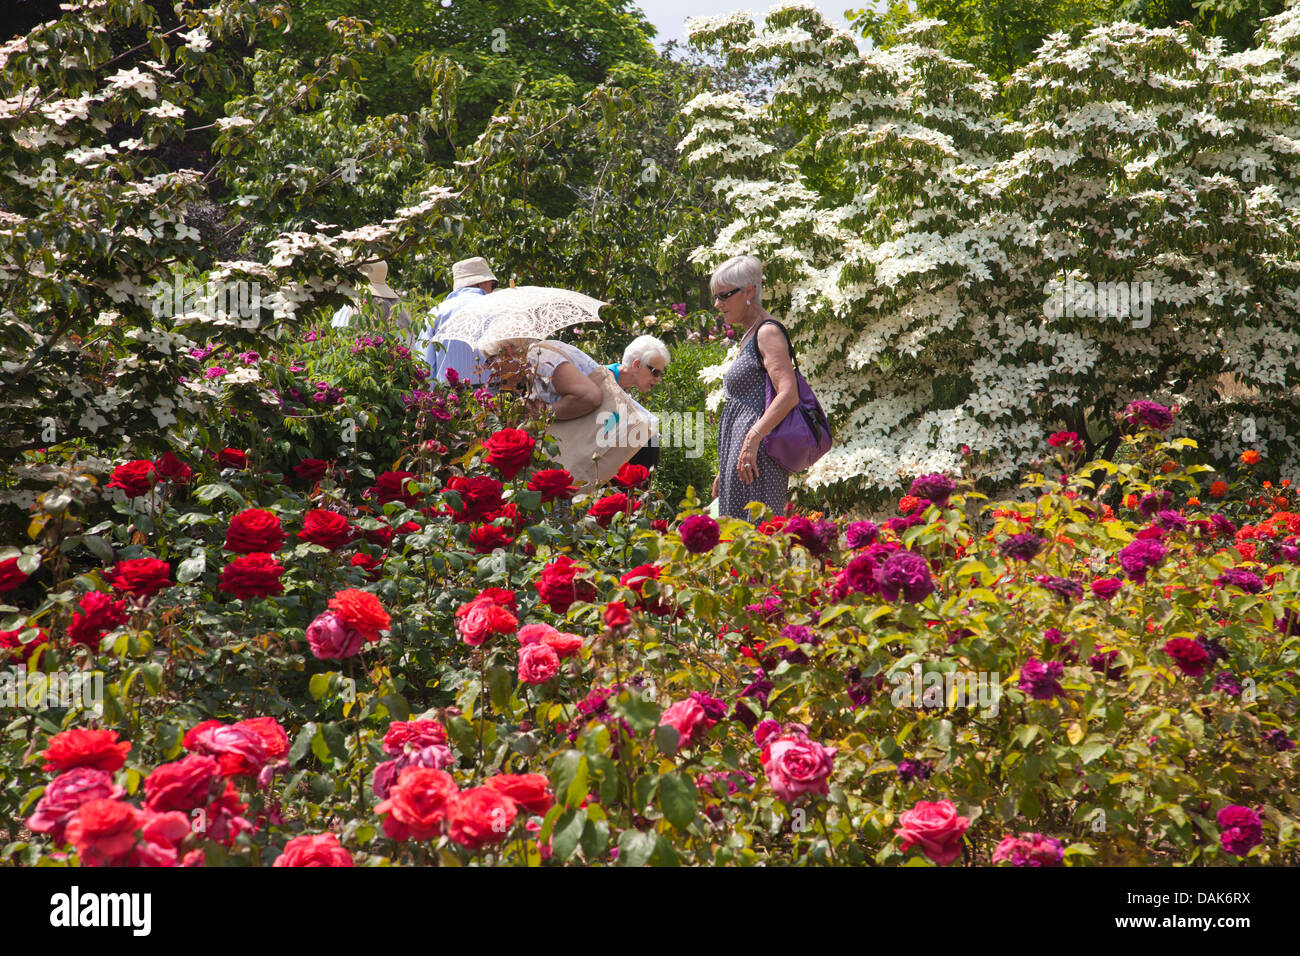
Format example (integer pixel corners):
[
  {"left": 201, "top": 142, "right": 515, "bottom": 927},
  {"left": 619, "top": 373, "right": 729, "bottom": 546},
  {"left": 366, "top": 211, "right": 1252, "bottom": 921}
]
[{"left": 418, "top": 287, "right": 491, "bottom": 385}]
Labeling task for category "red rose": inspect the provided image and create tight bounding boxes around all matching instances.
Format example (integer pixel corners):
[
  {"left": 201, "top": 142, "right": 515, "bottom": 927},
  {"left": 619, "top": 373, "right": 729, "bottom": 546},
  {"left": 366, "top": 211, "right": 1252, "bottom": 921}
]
[
  {"left": 41, "top": 728, "right": 132, "bottom": 773},
  {"left": 0, "top": 626, "right": 49, "bottom": 663},
  {"left": 26, "top": 768, "right": 126, "bottom": 844},
  {"left": 375, "top": 767, "right": 459, "bottom": 841},
  {"left": 587, "top": 492, "right": 639, "bottom": 528},
  {"left": 534, "top": 555, "right": 596, "bottom": 613},
  {"left": 483, "top": 428, "right": 536, "bottom": 480},
  {"left": 328, "top": 588, "right": 390, "bottom": 642},
  {"left": 218, "top": 552, "right": 285, "bottom": 601},
  {"left": 894, "top": 799, "right": 970, "bottom": 865},
  {"left": 603, "top": 601, "right": 631, "bottom": 629},
  {"left": 382, "top": 720, "right": 448, "bottom": 756},
  {"left": 363, "top": 523, "right": 395, "bottom": 548},
  {"left": 217, "top": 448, "right": 247, "bottom": 469},
  {"left": 476, "top": 587, "right": 518, "bottom": 611},
  {"left": 350, "top": 552, "right": 383, "bottom": 581},
  {"left": 107, "top": 557, "right": 172, "bottom": 599},
  {"left": 619, "top": 563, "right": 673, "bottom": 616},
  {"left": 0, "top": 557, "right": 28, "bottom": 592},
  {"left": 144, "top": 754, "right": 221, "bottom": 811},
  {"left": 107, "top": 459, "right": 157, "bottom": 498},
  {"left": 184, "top": 720, "right": 268, "bottom": 776},
  {"left": 298, "top": 509, "right": 353, "bottom": 550},
  {"left": 293, "top": 458, "right": 329, "bottom": 482},
  {"left": 67, "top": 591, "right": 129, "bottom": 648},
  {"left": 373, "top": 470, "right": 421, "bottom": 507},
  {"left": 64, "top": 798, "right": 141, "bottom": 866},
  {"left": 274, "top": 832, "right": 354, "bottom": 867},
  {"left": 470, "top": 524, "right": 515, "bottom": 553},
  {"left": 153, "top": 451, "right": 192, "bottom": 485},
  {"left": 224, "top": 508, "right": 287, "bottom": 553},
  {"left": 527, "top": 469, "right": 578, "bottom": 502},
  {"left": 446, "top": 475, "right": 504, "bottom": 523},
  {"left": 613, "top": 462, "right": 649, "bottom": 489},
  {"left": 483, "top": 773, "right": 555, "bottom": 815},
  {"left": 235, "top": 716, "right": 289, "bottom": 759},
  {"left": 446, "top": 787, "right": 518, "bottom": 849},
  {"left": 482, "top": 501, "right": 526, "bottom": 535}
]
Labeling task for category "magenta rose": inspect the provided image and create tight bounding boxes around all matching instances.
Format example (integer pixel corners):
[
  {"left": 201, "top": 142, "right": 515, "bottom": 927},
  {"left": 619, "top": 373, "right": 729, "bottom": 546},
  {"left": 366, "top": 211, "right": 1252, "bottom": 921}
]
[
  {"left": 305, "top": 610, "right": 364, "bottom": 660},
  {"left": 1216, "top": 805, "right": 1263, "bottom": 856}
]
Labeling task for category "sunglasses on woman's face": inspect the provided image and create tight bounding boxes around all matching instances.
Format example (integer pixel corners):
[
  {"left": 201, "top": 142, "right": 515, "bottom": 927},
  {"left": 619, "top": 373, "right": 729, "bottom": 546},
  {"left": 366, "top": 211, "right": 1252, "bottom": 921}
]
[
  {"left": 647, "top": 364, "right": 665, "bottom": 379},
  {"left": 712, "top": 287, "right": 743, "bottom": 302}
]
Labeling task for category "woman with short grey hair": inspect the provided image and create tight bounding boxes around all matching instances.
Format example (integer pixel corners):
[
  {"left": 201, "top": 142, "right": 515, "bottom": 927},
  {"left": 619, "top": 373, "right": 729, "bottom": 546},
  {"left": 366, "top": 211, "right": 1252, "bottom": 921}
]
[
  {"left": 710, "top": 255, "right": 800, "bottom": 519},
  {"left": 606, "top": 331, "right": 669, "bottom": 396}
]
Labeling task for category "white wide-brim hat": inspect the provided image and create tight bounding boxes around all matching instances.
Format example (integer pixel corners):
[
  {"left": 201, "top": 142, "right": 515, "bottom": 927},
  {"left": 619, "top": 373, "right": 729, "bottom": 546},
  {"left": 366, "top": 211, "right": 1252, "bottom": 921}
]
[
  {"left": 359, "top": 260, "right": 399, "bottom": 299},
  {"left": 452, "top": 256, "right": 498, "bottom": 290}
]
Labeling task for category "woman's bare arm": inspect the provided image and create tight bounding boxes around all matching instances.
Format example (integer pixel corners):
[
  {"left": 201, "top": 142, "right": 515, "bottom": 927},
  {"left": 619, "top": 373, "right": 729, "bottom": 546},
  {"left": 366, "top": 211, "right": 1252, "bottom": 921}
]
[{"left": 551, "top": 361, "right": 603, "bottom": 420}]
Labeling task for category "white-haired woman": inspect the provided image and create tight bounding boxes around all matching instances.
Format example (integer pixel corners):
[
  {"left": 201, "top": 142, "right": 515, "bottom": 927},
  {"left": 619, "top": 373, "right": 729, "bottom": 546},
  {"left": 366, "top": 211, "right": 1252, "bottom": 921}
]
[
  {"left": 710, "top": 255, "right": 799, "bottom": 519},
  {"left": 604, "top": 331, "right": 669, "bottom": 395}
]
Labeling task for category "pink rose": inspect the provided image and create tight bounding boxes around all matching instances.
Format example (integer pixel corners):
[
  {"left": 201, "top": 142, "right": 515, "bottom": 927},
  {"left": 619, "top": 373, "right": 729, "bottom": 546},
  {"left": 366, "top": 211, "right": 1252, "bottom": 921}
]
[
  {"left": 305, "top": 610, "right": 364, "bottom": 660},
  {"left": 518, "top": 642, "right": 560, "bottom": 685},
  {"left": 660, "top": 698, "right": 714, "bottom": 749},
  {"left": 761, "top": 732, "right": 837, "bottom": 803},
  {"left": 894, "top": 799, "right": 970, "bottom": 865},
  {"left": 26, "top": 768, "right": 126, "bottom": 843},
  {"left": 517, "top": 623, "right": 558, "bottom": 646}
]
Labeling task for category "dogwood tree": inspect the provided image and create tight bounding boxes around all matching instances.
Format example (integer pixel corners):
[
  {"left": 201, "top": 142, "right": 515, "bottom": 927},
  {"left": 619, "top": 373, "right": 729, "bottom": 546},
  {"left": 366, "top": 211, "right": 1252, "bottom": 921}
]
[{"left": 681, "top": 2, "right": 1300, "bottom": 507}]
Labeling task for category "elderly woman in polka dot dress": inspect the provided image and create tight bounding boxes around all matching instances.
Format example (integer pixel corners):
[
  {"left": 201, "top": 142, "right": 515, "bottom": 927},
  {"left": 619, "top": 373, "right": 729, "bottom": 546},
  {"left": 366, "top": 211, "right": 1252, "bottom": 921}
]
[{"left": 710, "top": 255, "right": 800, "bottom": 520}]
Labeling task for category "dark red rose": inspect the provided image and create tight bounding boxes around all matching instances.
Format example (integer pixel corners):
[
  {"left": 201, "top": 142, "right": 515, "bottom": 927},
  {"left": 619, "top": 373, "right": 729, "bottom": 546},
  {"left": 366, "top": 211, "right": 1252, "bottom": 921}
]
[
  {"left": 680, "top": 514, "right": 720, "bottom": 553},
  {"left": 534, "top": 555, "right": 596, "bottom": 613},
  {"left": 144, "top": 754, "right": 221, "bottom": 811},
  {"left": 482, "top": 502, "right": 526, "bottom": 535},
  {"left": 218, "top": 552, "right": 285, "bottom": 601},
  {"left": 293, "top": 458, "right": 329, "bottom": 482},
  {"left": 587, "top": 493, "right": 639, "bottom": 528},
  {"left": 107, "top": 557, "right": 173, "bottom": 599},
  {"left": 107, "top": 460, "right": 157, "bottom": 498},
  {"left": 651, "top": 519, "right": 668, "bottom": 532},
  {"left": 613, "top": 462, "right": 649, "bottom": 489},
  {"left": 41, "top": 728, "right": 132, "bottom": 773},
  {"left": 350, "top": 552, "right": 383, "bottom": 581},
  {"left": 483, "top": 428, "right": 536, "bottom": 480},
  {"left": 373, "top": 470, "right": 421, "bottom": 507},
  {"left": 363, "top": 523, "right": 395, "bottom": 547},
  {"left": 527, "top": 469, "right": 578, "bottom": 502},
  {"left": 446, "top": 475, "right": 503, "bottom": 523},
  {"left": 224, "top": 508, "right": 286, "bottom": 553},
  {"left": 298, "top": 509, "right": 353, "bottom": 550},
  {"left": 217, "top": 448, "right": 247, "bottom": 469},
  {"left": 153, "top": 451, "right": 192, "bottom": 485},
  {"left": 470, "top": 525, "right": 515, "bottom": 553},
  {"left": 67, "top": 591, "right": 129, "bottom": 648},
  {"left": 0, "top": 557, "right": 28, "bottom": 592}
]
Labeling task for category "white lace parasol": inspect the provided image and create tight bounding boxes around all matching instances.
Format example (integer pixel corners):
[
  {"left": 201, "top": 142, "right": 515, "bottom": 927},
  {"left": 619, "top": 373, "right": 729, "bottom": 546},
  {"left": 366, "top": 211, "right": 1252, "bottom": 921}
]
[{"left": 429, "top": 286, "right": 607, "bottom": 346}]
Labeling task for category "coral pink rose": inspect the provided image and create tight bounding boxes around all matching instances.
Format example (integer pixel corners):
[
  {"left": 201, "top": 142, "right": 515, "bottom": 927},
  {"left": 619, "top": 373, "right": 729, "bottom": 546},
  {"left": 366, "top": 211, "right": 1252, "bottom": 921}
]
[
  {"left": 274, "top": 832, "right": 354, "bottom": 867},
  {"left": 144, "top": 754, "right": 221, "bottom": 811},
  {"left": 894, "top": 799, "right": 970, "bottom": 865},
  {"left": 41, "top": 728, "right": 132, "bottom": 773},
  {"left": 518, "top": 642, "right": 560, "bottom": 685},
  {"left": 483, "top": 773, "right": 555, "bottom": 815},
  {"left": 375, "top": 767, "right": 459, "bottom": 841},
  {"left": 660, "top": 698, "right": 714, "bottom": 749},
  {"left": 445, "top": 787, "right": 518, "bottom": 850},
  {"left": 64, "top": 799, "right": 141, "bottom": 866}
]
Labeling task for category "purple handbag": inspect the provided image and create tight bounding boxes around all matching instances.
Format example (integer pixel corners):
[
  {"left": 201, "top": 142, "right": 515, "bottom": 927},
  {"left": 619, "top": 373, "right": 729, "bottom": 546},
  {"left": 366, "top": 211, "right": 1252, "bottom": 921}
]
[{"left": 753, "top": 320, "right": 833, "bottom": 473}]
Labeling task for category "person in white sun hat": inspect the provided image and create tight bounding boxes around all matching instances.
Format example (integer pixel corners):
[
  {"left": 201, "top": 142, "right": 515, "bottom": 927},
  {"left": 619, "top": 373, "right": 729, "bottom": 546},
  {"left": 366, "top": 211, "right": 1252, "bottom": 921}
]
[
  {"left": 330, "top": 260, "right": 410, "bottom": 334},
  {"left": 419, "top": 256, "right": 499, "bottom": 385}
]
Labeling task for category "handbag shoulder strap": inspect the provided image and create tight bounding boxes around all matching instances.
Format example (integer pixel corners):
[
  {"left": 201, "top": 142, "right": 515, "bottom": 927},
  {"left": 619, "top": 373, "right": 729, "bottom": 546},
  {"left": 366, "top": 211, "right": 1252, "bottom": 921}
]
[{"left": 750, "top": 319, "right": 798, "bottom": 374}]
